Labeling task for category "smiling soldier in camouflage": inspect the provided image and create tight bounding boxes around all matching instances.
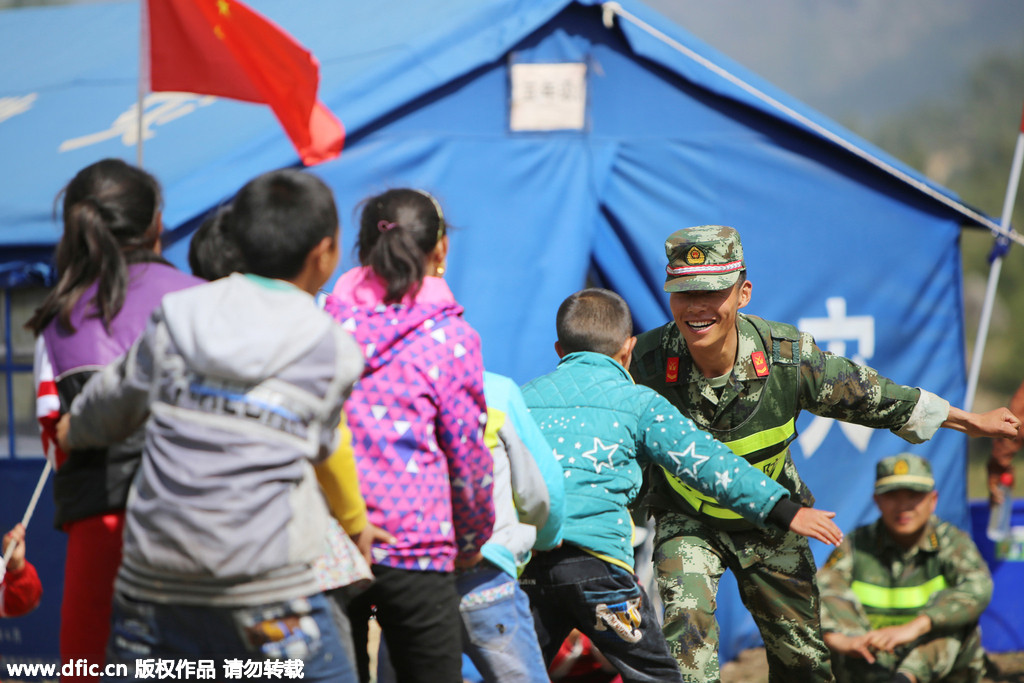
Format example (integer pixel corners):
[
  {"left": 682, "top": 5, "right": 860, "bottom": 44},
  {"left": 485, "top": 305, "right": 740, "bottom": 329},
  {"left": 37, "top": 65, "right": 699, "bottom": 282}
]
[{"left": 629, "top": 225, "right": 1019, "bottom": 683}]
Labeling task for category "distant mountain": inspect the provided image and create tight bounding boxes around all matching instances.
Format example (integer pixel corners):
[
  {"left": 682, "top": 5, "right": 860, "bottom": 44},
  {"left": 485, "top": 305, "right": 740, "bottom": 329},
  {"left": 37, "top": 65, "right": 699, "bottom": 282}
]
[{"left": 640, "top": 0, "right": 1024, "bottom": 130}]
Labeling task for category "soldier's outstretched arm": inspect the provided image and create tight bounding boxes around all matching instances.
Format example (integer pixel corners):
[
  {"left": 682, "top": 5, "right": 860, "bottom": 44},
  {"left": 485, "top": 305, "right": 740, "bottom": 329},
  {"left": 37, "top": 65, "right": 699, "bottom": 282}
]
[
  {"left": 942, "top": 405, "right": 1020, "bottom": 439},
  {"left": 788, "top": 507, "right": 842, "bottom": 546}
]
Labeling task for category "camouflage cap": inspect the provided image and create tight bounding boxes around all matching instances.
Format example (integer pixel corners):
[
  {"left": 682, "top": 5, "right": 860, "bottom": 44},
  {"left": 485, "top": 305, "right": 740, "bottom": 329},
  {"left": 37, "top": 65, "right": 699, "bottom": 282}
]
[
  {"left": 874, "top": 454, "right": 935, "bottom": 495},
  {"left": 663, "top": 225, "right": 745, "bottom": 292}
]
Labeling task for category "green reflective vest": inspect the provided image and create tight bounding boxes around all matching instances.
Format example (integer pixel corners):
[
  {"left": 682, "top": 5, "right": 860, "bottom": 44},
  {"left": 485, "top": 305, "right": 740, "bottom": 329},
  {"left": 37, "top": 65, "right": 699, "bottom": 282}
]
[
  {"left": 632, "top": 316, "right": 807, "bottom": 531},
  {"left": 850, "top": 525, "right": 947, "bottom": 628}
]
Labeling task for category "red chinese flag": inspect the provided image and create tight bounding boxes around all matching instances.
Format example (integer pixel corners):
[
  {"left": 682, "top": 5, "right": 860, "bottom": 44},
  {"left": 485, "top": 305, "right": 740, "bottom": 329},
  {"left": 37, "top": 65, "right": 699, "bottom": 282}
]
[{"left": 148, "top": 0, "right": 344, "bottom": 165}]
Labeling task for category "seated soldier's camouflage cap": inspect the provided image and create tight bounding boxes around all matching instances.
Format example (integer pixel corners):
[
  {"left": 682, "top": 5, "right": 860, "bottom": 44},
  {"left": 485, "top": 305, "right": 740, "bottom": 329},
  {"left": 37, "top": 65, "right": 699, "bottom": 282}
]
[
  {"left": 663, "top": 225, "right": 745, "bottom": 292},
  {"left": 874, "top": 453, "right": 935, "bottom": 495}
]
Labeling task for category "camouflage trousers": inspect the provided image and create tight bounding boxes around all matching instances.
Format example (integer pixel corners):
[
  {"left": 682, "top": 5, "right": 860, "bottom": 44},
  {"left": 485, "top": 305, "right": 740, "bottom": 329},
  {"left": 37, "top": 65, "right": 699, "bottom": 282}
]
[
  {"left": 830, "top": 622, "right": 985, "bottom": 683},
  {"left": 653, "top": 510, "right": 835, "bottom": 683}
]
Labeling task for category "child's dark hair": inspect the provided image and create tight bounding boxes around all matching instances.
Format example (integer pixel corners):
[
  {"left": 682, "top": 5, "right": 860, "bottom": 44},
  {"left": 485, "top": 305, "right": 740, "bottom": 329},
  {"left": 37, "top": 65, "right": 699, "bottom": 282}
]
[
  {"left": 228, "top": 169, "right": 338, "bottom": 280},
  {"left": 27, "top": 158, "right": 166, "bottom": 335},
  {"left": 556, "top": 288, "right": 633, "bottom": 357},
  {"left": 356, "top": 188, "right": 446, "bottom": 304},
  {"left": 188, "top": 206, "right": 246, "bottom": 281}
]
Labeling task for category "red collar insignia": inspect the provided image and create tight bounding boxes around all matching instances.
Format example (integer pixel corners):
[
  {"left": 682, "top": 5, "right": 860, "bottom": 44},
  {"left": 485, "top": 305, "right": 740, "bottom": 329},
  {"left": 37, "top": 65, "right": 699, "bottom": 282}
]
[
  {"left": 666, "top": 357, "right": 679, "bottom": 383},
  {"left": 751, "top": 351, "right": 769, "bottom": 377}
]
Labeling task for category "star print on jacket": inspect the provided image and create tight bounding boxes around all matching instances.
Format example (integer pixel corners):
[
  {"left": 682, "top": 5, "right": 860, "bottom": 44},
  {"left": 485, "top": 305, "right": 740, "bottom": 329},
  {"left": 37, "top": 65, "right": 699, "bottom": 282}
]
[
  {"left": 522, "top": 351, "right": 790, "bottom": 571},
  {"left": 326, "top": 267, "right": 494, "bottom": 573},
  {"left": 581, "top": 438, "right": 619, "bottom": 472}
]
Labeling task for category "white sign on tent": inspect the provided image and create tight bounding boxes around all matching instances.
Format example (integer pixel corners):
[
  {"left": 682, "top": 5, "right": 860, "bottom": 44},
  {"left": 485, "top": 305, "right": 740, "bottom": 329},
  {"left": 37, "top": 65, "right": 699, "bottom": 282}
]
[{"left": 509, "top": 62, "right": 586, "bottom": 131}]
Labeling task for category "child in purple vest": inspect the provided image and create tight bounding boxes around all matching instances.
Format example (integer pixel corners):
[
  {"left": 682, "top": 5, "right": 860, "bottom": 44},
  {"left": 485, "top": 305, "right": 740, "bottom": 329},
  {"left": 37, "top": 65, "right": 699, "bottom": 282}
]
[
  {"left": 58, "top": 169, "right": 363, "bottom": 682},
  {"left": 26, "top": 159, "right": 201, "bottom": 678}
]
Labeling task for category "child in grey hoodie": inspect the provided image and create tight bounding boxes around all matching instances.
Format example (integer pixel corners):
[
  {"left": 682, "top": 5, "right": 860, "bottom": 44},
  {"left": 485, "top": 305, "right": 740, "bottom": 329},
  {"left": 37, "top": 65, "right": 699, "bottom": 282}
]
[{"left": 58, "top": 169, "right": 363, "bottom": 682}]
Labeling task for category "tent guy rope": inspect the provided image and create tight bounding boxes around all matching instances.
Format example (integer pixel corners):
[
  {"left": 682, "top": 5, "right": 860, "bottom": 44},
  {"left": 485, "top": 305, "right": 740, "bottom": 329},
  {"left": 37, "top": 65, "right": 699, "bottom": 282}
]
[{"left": 600, "top": 1, "right": 1023, "bottom": 248}]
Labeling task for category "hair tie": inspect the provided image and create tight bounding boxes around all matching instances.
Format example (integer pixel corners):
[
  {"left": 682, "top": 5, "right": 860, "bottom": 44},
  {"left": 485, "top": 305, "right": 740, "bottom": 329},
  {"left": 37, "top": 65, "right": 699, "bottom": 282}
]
[{"left": 378, "top": 220, "right": 398, "bottom": 233}]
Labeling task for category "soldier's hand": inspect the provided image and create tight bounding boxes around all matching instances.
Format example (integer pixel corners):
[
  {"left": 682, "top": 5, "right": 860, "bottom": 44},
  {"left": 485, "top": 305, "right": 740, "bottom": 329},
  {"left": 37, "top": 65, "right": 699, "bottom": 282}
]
[
  {"left": 944, "top": 406, "right": 1020, "bottom": 439},
  {"left": 788, "top": 507, "right": 843, "bottom": 546},
  {"left": 865, "top": 615, "right": 931, "bottom": 652},
  {"left": 823, "top": 632, "right": 875, "bottom": 663}
]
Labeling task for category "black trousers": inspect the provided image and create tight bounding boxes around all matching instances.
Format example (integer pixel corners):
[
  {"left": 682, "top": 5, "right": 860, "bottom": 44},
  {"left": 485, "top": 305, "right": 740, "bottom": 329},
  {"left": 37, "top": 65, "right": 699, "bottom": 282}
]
[
  {"left": 521, "top": 545, "right": 683, "bottom": 683},
  {"left": 347, "top": 565, "right": 463, "bottom": 683}
]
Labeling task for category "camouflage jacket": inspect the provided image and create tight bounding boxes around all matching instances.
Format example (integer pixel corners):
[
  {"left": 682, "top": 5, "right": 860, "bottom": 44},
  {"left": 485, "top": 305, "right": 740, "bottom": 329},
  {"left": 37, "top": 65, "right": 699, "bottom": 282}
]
[
  {"left": 818, "top": 516, "right": 993, "bottom": 634},
  {"left": 631, "top": 314, "right": 950, "bottom": 528}
]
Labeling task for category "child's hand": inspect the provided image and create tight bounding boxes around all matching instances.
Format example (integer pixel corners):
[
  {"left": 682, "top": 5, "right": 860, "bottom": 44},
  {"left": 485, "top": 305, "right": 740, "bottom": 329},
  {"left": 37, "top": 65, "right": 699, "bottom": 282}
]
[
  {"left": 350, "top": 523, "right": 396, "bottom": 566},
  {"left": 56, "top": 413, "right": 71, "bottom": 454},
  {"left": 789, "top": 507, "right": 843, "bottom": 546},
  {"left": 454, "top": 552, "right": 483, "bottom": 570},
  {"left": 2, "top": 523, "right": 27, "bottom": 573}
]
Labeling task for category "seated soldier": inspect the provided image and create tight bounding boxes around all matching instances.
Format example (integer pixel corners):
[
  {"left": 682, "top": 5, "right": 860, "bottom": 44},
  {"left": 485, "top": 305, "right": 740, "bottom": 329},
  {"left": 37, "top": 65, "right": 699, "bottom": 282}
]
[{"left": 818, "top": 453, "right": 992, "bottom": 683}]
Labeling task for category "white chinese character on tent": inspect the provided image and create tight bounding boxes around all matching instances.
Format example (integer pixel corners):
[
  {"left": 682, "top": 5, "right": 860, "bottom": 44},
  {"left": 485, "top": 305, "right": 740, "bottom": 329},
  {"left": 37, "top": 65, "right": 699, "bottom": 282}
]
[
  {"left": 797, "top": 297, "right": 876, "bottom": 457},
  {"left": 59, "top": 93, "right": 215, "bottom": 153},
  {"left": 0, "top": 94, "right": 37, "bottom": 125}
]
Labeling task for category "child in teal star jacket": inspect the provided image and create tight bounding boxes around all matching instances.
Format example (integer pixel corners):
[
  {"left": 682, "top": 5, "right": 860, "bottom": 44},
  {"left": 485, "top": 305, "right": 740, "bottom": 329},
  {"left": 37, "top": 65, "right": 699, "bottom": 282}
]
[{"left": 519, "top": 288, "right": 842, "bottom": 683}]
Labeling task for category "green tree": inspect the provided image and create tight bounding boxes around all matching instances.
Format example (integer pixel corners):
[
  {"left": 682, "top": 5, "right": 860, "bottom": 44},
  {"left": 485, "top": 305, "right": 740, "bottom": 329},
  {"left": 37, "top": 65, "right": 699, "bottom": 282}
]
[
  {"left": 872, "top": 47, "right": 1024, "bottom": 495},
  {"left": 874, "top": 47, "right": 1024, "bottom": 402}
]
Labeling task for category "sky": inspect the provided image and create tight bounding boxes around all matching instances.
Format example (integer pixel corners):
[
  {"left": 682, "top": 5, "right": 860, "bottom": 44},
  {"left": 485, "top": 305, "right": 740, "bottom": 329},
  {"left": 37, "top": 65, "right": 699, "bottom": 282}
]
[{"left": 639, "top": 0, "right": 1024, "bottom": 130}]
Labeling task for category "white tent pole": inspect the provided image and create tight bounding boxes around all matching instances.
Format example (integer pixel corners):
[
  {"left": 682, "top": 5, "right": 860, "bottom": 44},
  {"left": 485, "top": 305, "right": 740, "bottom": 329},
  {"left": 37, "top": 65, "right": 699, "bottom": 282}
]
[
  {"left": 964, "top": 107, "right": 1024, "bottom": 410},
  {"left": 136, "top": 0, "right": 149, "bottom": 167}
]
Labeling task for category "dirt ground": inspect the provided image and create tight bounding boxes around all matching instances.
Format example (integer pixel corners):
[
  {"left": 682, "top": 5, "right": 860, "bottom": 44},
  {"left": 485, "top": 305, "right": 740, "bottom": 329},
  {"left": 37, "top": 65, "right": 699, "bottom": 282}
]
[{"left": 720, "top": 648, "right": 1024, "bottom": 683}]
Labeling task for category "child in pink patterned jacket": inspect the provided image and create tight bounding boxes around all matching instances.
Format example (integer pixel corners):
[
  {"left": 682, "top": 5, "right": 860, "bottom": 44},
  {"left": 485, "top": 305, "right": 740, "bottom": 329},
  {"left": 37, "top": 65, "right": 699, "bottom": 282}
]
[{"left": 325, "top": 188, "right": 494, "bottom": 683}]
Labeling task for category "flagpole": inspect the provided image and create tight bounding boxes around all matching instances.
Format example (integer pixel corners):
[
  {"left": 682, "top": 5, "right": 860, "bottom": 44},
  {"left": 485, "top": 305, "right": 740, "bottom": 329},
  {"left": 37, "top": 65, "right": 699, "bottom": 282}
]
[
  {"left": 0, "top": 460, "right": 52, "bottom": 578},
  {"left": 137, "top": 0, "right": 149, "bottom": 167},
  {"left": 964, "top": 105, "right": 1024, "bottom": 411}
]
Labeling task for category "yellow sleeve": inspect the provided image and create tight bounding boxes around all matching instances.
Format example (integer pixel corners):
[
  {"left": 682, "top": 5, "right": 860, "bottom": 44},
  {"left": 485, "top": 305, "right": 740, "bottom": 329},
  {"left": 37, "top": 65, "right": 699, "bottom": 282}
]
[{"left": 314, "top": 415, "right": 368, "bottom": 536}]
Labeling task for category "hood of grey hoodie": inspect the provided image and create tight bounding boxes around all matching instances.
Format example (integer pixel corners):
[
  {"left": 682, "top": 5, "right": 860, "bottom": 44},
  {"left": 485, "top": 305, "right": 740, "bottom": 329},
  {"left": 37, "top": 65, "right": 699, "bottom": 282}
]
[{"left": 159, "top": 273, "right": 333, "bottom": 383}]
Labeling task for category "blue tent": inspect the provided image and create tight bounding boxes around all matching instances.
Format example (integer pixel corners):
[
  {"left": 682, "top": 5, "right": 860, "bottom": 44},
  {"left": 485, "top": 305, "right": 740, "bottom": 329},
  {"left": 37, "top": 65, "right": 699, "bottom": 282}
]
[{"left": 0, "top": 0, "right": 997, "bottom": 667}]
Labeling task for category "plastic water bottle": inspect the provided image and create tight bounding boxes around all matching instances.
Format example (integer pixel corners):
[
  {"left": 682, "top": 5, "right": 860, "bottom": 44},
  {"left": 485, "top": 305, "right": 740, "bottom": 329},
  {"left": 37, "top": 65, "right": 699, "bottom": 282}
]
[{"left": 987, "top": 471, "right": 1014, "bottom": 542}]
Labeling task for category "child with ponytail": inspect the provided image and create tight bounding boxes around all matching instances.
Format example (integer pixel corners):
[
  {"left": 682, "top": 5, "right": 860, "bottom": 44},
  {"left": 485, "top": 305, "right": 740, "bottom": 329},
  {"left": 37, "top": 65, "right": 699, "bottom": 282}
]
[
  {"left": 326, "top": 189, "right": 494, "bottom": 682},
  {"left": 27, "top": 158, "right": 201, "bottom": 679}
]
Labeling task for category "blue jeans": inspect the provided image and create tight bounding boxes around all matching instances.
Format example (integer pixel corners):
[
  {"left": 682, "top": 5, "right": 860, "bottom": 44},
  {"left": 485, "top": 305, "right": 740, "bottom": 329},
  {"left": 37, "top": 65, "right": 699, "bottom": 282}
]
[
  {"left": 520, "top": 545, "right": 683, "bottom": 683},
  {"left": 105, "top": 591, "right": 357, "bottom": 682},
  {"left": 456, "top": 563, "right": 549, "bottom": 683}
]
